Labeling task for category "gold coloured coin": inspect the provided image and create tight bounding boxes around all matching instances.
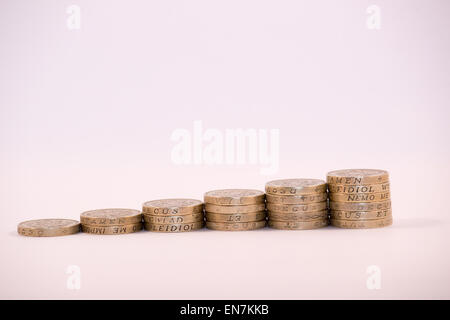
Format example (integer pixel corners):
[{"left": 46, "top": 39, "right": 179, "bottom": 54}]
[
  {"left": 205, "top": 220, "right": 266, "bottom": 231},
  {"left": 142, "top": 199, "right": 203, "bottom": 215},
  {"left": 327, "top": 169, "right": 389, "bottom": 185},
  {"left": 266, "top": 201, "right": 327, "bottom": 213},
  {"left": 82, "top": 223, "right": 142, "bottom": 235},
  {"left": 205, "top": 203, "right": 265, "bottom": 214},
  {"left": 206, "top": 211, "right": 266, "bottom": 223},
  {"left": 329, "top": 200, "right": 391, "bottom": 211},
  {"left": 144, "top": 221, "right": 204, "bottom": 232},
  {"left": 330, "top": 218, "right": 392, "bottom": 229},
  {"left": 266, "top": 193, "right": 327, "bottom": 204},
  {"left": 330, "top": 209, "right": 392, "bottom": 220},
  {"left": 80, "top": 208, "right": 142, "bottom": 225},
  {"left": 328, "top": 183, "right": 390, "bottom": 194},
  {"left": 265, "top": 179, "right": 327, "bottom": 195},
  {"left": 18, "top": 219, "right": 80, "bottom": 237},
  {"left": 268, "top": 210, "right": 328, "bottom": 222},
  {"left": 268, "top": 219, "right": 328, "bottom": 230},
  {"left": 204, "top": 189, "right": 265, "bottom": 205},
  {"left": 143, "top": 212, "right": 204, "bottom": 224},
  {"left": 329, "top": 192, "right": 390, "bottom": 203}
]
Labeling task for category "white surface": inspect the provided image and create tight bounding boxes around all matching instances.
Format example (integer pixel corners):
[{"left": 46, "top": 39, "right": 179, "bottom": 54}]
[
  {"left": 1, "top": 218, "right": 449, "bottom": 299},
  {"left": 1, "top": 0, "right": 450, "bottom": 299}
]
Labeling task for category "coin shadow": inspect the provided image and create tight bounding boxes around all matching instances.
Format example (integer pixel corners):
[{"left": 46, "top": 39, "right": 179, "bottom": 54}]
[
  {"left": 393, "top": 218, "right": 444, "bottom": 229},
  {"left": 7, "top": 231, "right": 82, "bottom": 238}
]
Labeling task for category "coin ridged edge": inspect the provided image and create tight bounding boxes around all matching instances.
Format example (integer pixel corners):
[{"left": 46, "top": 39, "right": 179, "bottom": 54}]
[
  {"left": 268, "top": 219, "right": 329, "bottom": 230},
  {"left": 81, "top": 223, "right": 143, "bottom": 235},
  {"left": 204, "top": 189, "right": 265, "bottom": 205},
  {"left": 266, "top": 193, "right": 328, "bottom": 204},
  {"left": 265, "top": 179, "right": 327, "bottom": 195},
  {"left": 204, "top": 203, "right": 266, "bottom": 213},
  {"left": 80, "top": 209, "right": 142, "bottom": 225},
  {"left": 143, "top": 213, "right": 204, "bottom": 224},
  {"left": 144, "top": 221, "right": 204, "bottom": 232},
  {"left": 206, "top": 211, "right": 266, "bottom": 222},
  {"left": 17, "top": 219, "right": 80, "bottom": 237},
  {"left": 327, "top": 169, "right": 389, "bottom": 185},
  {"left": 267, "top": 210, "right": 329, "bottom": 221},
  {"left": 330, "top": 218, "right": 393, "bottom": 229},
  {"left": 329, "top": 191, "right": 390, "bottom": 203},
  {"left": 205, "top": 220, "right": 266, "bottom": 231},
  {"left": 330, "top": 209, "right": 392, "bottom": 221}
]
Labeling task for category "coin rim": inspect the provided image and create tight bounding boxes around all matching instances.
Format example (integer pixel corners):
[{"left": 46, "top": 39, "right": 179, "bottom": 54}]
[
  {"left": 266, "top": 201, "right": 327, "bottom": 213},
  {"left": 330, "top": 209, "right": 392, "bottom": 221},
  {"left": 142, "top": 198, "right": 204, "bottom": 215},
  {"left": 266, "top": 193, "right": 328, "bottom": 204},
  {"left": 267, "top": 209, "right": 329, "bottom": 221},
  {"left": 17, "top": 219, "right": 81, "bottom": 237},
  {"left": 205, "top": 211, "right": 267, "bottom": 222},
  {"left": 204, "top": 189, "right": 265, "bottom": 205},
  {"left": 265, "top": 179, "right": 327, "bottom": 195},
  {"left": 143, "top": 221, "right": 204, "bottom": 232},
  {"left": 330, "top": 217, "right": 393, "bottom": 228},
  {"left": 326, "top": 169, "right": 389, "bottom": 185},
  {"left": 81, "top": 222, "right": 143, "bottom": 234},
  {"left": 205, "top": 220, "right": 266, "bottom": 231},
  {"left": 268, "top": 219, "right": 329, "bottom": 230},
  {"left": 327, "top": 183, "right": 390, "bottom": 193},
  {"left": 143, "top": 213, "right": 204, "bottom": 224},
  {"left": 329, "top": 192, "right": 391, "bottom": 203},
  {"left": 329, "top": 200, "right": 391, "bottom": 211},
  {"left": 205, "top": 203, "right": 266, "bottom": 214},
  {"left": 80, "top": 208, "right": 142, "bottom": 225}
]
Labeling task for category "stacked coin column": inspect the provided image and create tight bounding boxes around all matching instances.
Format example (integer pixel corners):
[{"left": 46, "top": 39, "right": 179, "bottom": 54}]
[
  {"left": 142, "top": 199, "right": 204, "bottom": 232},
  {"left": 265, "top": 179, "right": 329, "bottom": 230},
  {"left": 204, "top": 189, "right": 266, "bottom": 231},
  {"left": 80, "top": 209, "right": 143, "bottom": 235},
  {"left": 327, "top": 169, "right": 392, "bottom": 229}
]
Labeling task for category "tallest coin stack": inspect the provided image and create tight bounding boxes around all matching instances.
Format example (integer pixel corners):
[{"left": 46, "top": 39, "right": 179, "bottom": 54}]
[{"left": 327, "top": 169, "right": 392, "bottom": 229}]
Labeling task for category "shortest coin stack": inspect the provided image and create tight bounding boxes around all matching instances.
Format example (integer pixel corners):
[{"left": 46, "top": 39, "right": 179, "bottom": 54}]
[
  {"left": 265, "top": 179, "right": 329, "bottom": 230},
  {"left": 327, "top": 169, "right": 392, "bottom": 229},
  {"left": 18, "top": 219, "right": 80, "bottom": 237},
  {"left": 204, "top": 189, "right": 266, "bottom": 231},
  {"left": 80, "top": 209, "right": 143, "bottom": 235},
  {"left": 142, "top": 199, "right": 204, "bottom": 232}
]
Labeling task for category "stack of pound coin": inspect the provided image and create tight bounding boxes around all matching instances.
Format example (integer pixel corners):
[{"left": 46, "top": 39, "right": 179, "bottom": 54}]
[
  {"left": 204, "top": 189, "right": 266, "bottom": 231},
  {"left": 80, "top": 209, "right": 143, "bottom": 235},
  {"left": 265, "top": 179, "right": 329, "bottom": 230},
  {"left": 327, "top": 169, "right": 392, "bottom": 229},
  {"left": 17, "top": 219, "right": 80, "bottom": 237},
  {"left": 142, "top": 199, "right": 204, "bottom": 232}
]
